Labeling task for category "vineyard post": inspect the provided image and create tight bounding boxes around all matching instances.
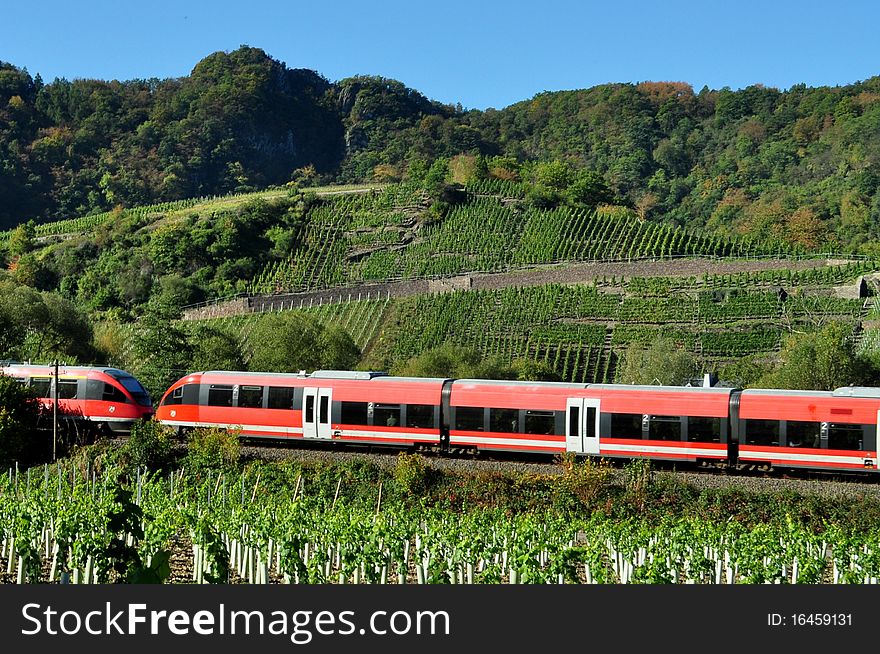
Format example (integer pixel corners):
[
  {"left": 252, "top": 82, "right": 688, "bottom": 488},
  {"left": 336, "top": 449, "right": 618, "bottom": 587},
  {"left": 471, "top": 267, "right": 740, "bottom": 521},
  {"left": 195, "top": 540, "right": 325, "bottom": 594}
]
[{"left": 52, "top": 359, "right": 58, "bottom": 462}]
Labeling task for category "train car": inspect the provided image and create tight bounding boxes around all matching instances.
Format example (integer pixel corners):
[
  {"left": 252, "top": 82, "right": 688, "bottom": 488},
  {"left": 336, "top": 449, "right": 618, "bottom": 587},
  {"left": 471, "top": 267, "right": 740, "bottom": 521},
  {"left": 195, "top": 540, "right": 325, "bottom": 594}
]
[
  {"left": 446, "top": 381, "right": 736, "bottom": 462},
  {"left": 0, "top": 363, "right": 154, "bottom": 433},
  {"left": 447, "top": 379, "right": 585, "bottom": 454},
  {"left": 736, "top": 387, "right": 879, "bottom": 472},
  {"left": 583, "top": 384, "right": 736, "bottom": 466},
  {"left": 156, "top": 370, "right": 449, "bottom": 449},
  {"left": 155, "top": 369, "right": 880, "bottom": 475}
]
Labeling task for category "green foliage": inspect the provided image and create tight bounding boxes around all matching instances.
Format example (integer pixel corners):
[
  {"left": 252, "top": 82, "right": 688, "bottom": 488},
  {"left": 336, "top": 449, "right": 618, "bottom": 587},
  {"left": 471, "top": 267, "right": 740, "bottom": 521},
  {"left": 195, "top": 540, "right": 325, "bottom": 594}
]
[
  {"left": 553, "top": 455, "right": 614, "bottom": 513},
  {"left": 717, "top": 354, "right": 774, "bottom": 388},
  {"left": 394, "top": 342, "right": 514, "bottom": 379},
  {"left": 393, "top": 452, "right": 434, "bottom": 497},
  {"left": 187, "top": 324, "right": 245, "bottom": 372},
  {"left": 247, "top": 312, "right": 360, "bottom": 373},
  {"left": 510, "top": 358, "right": 562, "bottom": 382},
  {"left": 124, "top": 420, "right": 176, "bottom": 471},
  {"left": 0, "top": 277, "right": 96, "bottom": 362},
  {"left": 0, "top": 50, "right": 879, "bottom": 255},
  {"left": 184, "top": 427, "right": 241, "bottom": 472},
  {"left": 125, "top": 299, "right": 193, "bottom": 400},
  {"left": 0, "top": 374, "right": 43, "bottom": 466},
  {"left": 759, "top": 321, "right": 874, "bottom": 390},
  {"left": 617, "top": 336, "right": 699, "bottom": 385},
  {"left": 7, "top": 221, "right": 35, "bottom": 256}
]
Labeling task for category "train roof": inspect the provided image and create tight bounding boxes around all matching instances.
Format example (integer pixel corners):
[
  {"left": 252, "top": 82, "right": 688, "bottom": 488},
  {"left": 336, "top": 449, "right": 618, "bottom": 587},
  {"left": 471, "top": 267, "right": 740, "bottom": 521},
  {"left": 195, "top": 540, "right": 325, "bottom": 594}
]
[
  {"left": 587, "top": 384, "right": 737, "bottom": 394},
  {"left": 453, "top": 379, "right": 587, "bottom": 390},
  {"left": 740, "top": 388, "right": 832, "bottom": 397},
  {"left": 832, "top": 386, "right": 880, "bottom": 398},
  {"left": 312, "top": 370, "right": 389, "bottom": 380},
  {"left": 373, "top": 376, "right": 450, "bottom": 384},
  {"left": 197, "top": 370, "right": 392, "bottom": 380},
  {"left": 1, "top": 364, "right": 135, "bottom": 376}
]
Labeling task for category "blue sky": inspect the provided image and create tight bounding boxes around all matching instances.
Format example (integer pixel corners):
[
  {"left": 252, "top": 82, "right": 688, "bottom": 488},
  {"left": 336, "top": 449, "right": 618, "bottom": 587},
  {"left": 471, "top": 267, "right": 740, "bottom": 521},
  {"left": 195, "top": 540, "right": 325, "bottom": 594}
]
[{"left": 4, "top": 0, "right": 880, "bottom": 110}]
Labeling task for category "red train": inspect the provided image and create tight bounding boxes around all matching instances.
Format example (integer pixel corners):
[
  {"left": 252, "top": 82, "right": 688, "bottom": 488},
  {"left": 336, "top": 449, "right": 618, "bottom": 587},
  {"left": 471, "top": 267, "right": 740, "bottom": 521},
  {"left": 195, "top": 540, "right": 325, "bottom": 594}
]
[
  {"left": 155, "top": 370, "right": 880, "bottom": 474},
  {"left": 1, "top": 363, "right": 154, "bottom": 433}
]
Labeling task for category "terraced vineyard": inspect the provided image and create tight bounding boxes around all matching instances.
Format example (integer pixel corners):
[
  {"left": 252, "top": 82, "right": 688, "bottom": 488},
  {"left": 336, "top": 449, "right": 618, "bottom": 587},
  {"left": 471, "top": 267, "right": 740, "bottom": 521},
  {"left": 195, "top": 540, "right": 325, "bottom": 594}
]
[
  {"left": 0, "top": 184, "right": 381, "bottom": 243},
  {"left": 247, "top": 183, "right": 795, "bottom": 295},
  {"left": 187, "top": 263, "right": 874, "bottom": 383}
]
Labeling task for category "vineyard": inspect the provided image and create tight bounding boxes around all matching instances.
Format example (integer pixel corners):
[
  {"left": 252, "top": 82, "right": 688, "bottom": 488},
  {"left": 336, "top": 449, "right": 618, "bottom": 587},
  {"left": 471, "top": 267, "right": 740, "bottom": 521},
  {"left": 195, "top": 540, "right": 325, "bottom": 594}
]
[
  {"left": 246, "top": 184, "right": 800, "bottom": 295},
  {"left": 185, "top": 264, "right": 874, "bottom": 384},
  {"left": 0, "top": 184, "right": 381, "bottom": 243},
  {"left": 3, "top": 460, "right": 880, "bottom": 585}
]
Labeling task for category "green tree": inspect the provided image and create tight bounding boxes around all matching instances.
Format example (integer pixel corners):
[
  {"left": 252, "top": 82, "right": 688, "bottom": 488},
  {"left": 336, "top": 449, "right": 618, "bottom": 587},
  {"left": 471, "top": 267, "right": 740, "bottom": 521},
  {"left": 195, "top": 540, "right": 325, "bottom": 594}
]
[
  {"left": 127, "top": 299, "right": 193, "bottom": 399},
  {"left": 247, "top": 313, "right": 360, "bottom": 373},
  {"left": 566, "top": 169, "right": 615, "bottom": 209},
  {"left": 7, "top": 221, "right": 35, "bottom": 256},
  {"left": 188, "top": 324, "right": 245, "bottom": 372},
  {"left": 759, "top": 322, "right": 869, "bottom": 391},
  {"left": 394, "top": 342, "right": 515, "bottom": 379},
  {"left": 0, "top": 375, "right": 43, "bottom": 466},
  {"left": 617, "top": 337, "right": 698, "bottom": 385},
  {"left": 510, "top": 358, "right": 562, "bottom": 382}
]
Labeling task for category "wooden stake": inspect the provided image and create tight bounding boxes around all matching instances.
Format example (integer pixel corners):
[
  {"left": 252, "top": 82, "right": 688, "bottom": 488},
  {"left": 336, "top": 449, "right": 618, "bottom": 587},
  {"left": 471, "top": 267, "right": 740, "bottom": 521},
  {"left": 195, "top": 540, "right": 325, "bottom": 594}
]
[
  {"left": 331, "top": 477, "right": 341, "bottom": 509},
  {"left": 251, "top": 470, "right": 261, "bottom": 502}
]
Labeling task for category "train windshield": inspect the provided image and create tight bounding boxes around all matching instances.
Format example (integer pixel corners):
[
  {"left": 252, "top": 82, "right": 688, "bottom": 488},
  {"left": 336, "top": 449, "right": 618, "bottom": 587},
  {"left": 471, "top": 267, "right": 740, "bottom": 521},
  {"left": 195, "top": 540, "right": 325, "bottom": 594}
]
[{"left": 108, "top": 372, "right": 152, "bottom": 406}]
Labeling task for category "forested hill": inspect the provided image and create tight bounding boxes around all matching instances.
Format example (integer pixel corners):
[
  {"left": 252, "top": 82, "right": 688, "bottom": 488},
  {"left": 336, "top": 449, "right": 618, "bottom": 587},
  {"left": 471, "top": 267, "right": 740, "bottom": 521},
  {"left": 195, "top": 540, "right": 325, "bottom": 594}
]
[{"left": 1, "top": 46, "right": 879, "bottom": 251}]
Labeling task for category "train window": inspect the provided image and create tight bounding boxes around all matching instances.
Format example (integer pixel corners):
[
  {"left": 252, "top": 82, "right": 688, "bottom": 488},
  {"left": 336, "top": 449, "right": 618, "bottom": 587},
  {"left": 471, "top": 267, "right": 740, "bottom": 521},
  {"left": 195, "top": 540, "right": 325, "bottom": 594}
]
[
  {"left": 490, "top": 408, "right": 519, "bottom": 433},
  {"left": 524, "top": 410, "right": 556, "bottom": 435},
  {"left": 828, "top": 424, "right": 864, "bottom": 451},
  {"left": 319, "top": 395, "right": 329, "bottom": 423},
  {"left": 407, "top": 404, "right": 435, "bottom": 429},
  {"left": 341, "top": 402, "right": 369, "bottom": 425},
  {"left": 102, "top": 383, "right": 127, "bottom": 403},
  {"left": 12, "top": 377, "right": 26, "bottom": 384},
  {"left": 238, "top": 385, "right": 263, "bottom": 408},
  {"left": 745, "top": 419, "right": 780, "bottom": 446},
  {"left": 786, "top": 421, "right": 821, "bottom": 448},
  {"left": 455, "top": 406, "right": 484, "bottom": 431},
  {"left": 267, "top": 386, "right": 295, "bottom": 410},
  {"left": 207, "top": 384, "right": 233, "bottom": 407},
  {"left": 610, "top": 413, "right": 642, "bottom": 439},
  {"left": 647, "top": 415, "right": 681, "bottom": 441},
  {"left": 305, "top": 395, "right": 314, "bottom": 423},
  {"left": 374, "top": 404, "right": 401, "bottom": 428},
  {"left": 58, "top": 380, "right": 78, "bottom": 400},
  {"left": 109, "top": 373, "right": 151, "bottom": 406},
  {"left": 31, "top": 377, "right": 51, "bottom": 397},
  {"left": 688, "top": 417, "right": 721, "bottom": 443},
  {"left": 162, "top": 387, "right": 184, "bottom": 406}
]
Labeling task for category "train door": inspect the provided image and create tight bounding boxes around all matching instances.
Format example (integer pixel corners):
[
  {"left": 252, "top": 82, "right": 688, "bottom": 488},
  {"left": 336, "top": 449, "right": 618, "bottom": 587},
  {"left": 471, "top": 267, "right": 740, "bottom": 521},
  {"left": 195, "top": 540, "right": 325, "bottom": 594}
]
[
  {"left": 303, "top": 387, "right": 333, "bottom": 439},
  {"left": 566, "top": 398, "right": 600, "bottom": 455}
]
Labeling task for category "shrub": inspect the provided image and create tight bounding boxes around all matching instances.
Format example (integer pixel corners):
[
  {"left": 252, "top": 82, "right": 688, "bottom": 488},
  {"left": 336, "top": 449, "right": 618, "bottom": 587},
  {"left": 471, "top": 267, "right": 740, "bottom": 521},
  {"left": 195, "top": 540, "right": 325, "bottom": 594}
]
[
  {"left": 184, "top": 427, "right": 240, "bottom": 471},
  {"left": 0, "top": 374, "right": 44, "bottom": 466},
  {"left": 124, "top": 419, "right": 176, "bottom": 471},
  {"left": 552, "top": 454, "right": 614, "bottom": 513},
  {"left": 393, "top": 452, "right": 433, "bottom": 497}
]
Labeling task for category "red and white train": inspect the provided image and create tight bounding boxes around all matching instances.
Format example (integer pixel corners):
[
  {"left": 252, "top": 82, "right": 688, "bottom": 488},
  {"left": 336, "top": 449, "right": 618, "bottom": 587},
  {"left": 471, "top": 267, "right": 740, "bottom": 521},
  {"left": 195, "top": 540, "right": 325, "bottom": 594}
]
[
  {"left": 1, "top": 363, "right": 154, "bottom": 433},
  {"left": 155, "top": 370, "right": 880, "bottom": 474}
]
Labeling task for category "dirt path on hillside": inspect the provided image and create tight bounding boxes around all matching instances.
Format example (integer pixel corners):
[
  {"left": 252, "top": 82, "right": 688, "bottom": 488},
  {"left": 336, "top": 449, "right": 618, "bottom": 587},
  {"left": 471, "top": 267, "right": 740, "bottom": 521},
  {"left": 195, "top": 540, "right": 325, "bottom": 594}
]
[{"left": 469, "top": 256, "right": 836, "bottom": 290}]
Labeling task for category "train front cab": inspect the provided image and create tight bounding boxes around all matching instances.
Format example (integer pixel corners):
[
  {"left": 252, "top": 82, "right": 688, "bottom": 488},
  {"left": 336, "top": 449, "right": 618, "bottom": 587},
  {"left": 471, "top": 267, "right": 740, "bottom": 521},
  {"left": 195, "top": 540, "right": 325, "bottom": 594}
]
[
  {"left": 0, "top": 364, "right": 152, "bottom": 433},
  {"left": 736, "top": 387, "right": 880, "bottom": 473}
]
